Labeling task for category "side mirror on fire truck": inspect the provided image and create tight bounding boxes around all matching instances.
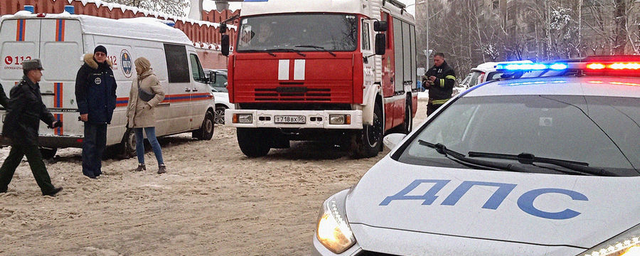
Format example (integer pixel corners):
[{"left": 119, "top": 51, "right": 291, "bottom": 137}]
[
  {"left": 221, "top": 34, "right": 230, "bottom": 56},
  {"left": 374, "top": 21, "right": 388, "bottom": 32},
  {"left": 375, "top": 34, "right": 386, "bottom": 55}
]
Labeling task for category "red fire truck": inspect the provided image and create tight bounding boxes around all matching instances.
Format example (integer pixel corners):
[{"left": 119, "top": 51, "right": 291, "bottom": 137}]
[{"left": 221, "top": 0, "right": 418, "bottom": 158}]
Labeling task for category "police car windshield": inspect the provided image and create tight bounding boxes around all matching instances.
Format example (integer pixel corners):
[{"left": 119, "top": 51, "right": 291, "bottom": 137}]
[{"left": 398, "top": 95, "right": 640, "bottom": 176}]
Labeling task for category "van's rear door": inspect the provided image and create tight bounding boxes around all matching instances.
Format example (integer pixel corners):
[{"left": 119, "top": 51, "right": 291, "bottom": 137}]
[
  {"left": 0, "top": 18, "right": 42, "bottom": 136},
  {"left": 0, "top": 18, "right": 41, "bottom": 86},
  {"left": 39, "top": 18, "right": 83, "bottom": 136}
]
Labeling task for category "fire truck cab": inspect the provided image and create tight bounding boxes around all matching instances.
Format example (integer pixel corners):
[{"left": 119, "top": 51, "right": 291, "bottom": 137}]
[{"left": 222, "top": 0, "right": 418, "bottom": 158}]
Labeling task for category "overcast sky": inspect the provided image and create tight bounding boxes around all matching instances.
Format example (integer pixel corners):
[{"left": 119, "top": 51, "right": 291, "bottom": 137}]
[{"left": 201, "top": 0, "right": 417, "bottom": 17}]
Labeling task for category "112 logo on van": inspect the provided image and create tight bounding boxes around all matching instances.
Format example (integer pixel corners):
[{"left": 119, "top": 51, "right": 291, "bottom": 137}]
[{"left": 4, "top": 55, "right": 32, "bottom": 66}]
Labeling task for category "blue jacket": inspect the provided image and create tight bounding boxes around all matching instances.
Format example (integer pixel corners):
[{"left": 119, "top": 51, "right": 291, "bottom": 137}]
[{"left": 75, "top": 54, "right": 117, "bottom": 124}]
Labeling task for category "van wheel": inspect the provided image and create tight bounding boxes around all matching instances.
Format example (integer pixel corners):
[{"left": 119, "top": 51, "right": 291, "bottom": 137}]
[
  {"left": 401, "top": 103, "right": 413, "bottom": 134},
  {"left": 214, "top": 106, "right": 227, "bottom": 124},
  {"left": 237, "top": 128, "right": 270, "bottom": 157},
  {"left": 193, "top": 110, "right": 215, "bottom": 140},
  {"left": 118, "top": 128, "right": 137, "bottom": 159},
  {"left": 39, "top": 147, "right": 57, "bottom": 160},
  {"left": 352, "top": 101, "right": 383, "bottom": 158}
]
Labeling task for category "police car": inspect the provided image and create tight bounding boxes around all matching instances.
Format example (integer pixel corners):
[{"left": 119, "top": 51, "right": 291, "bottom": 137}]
[{"left": 313, "top": 56, "right": 640, "bottom": 256}]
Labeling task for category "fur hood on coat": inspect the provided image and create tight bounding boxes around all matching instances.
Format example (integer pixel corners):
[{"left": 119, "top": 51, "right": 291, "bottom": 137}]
[{"left": 83, "top": 53, "right": 113, "bottom": 69}]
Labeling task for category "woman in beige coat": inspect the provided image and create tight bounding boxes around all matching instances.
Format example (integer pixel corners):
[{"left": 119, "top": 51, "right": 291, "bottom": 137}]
[{"left": 126, "top": 57, "right": 167, "bottom": 174}]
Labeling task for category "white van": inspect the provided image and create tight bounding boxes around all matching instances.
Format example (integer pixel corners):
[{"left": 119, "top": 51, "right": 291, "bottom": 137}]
[{"left": 0, "top": 11, "right": 215, "bottom": 158}]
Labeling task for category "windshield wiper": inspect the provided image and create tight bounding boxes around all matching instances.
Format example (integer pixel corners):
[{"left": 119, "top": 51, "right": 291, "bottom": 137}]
[
  {"left": 241, "top": 49, "right": 276, "bottom": 57},
  {"left": 266, "top": 48, "right": 306, "bottom": 57},
  {"left": 418, "top": 140, "right": 529, "bottom": 173},
  {"left": 295, "top": 45, "right": 336, "bottom": 57},
  {"left": 468, "top": 151, "right": 617, "bottom": 176}
]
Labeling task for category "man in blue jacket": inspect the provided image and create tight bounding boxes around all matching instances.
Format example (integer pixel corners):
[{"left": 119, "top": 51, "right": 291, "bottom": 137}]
[
  {"left": 0, "top": 59, "right": 63, "bottom": 196},
  {"left": 75, "top": 45, "right": 117, "bottom": 179}
]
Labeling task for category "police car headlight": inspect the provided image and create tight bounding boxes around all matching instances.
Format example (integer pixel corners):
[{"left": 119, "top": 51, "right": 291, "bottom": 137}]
[
  {"left": 579, "top": 223, "right": 639, "bottom": 256},
  {"left": 316, "top": 190, "right": 355, "bottom": 254}
]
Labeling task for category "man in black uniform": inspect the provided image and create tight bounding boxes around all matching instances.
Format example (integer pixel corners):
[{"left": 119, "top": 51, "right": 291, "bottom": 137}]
[
  {"left": 0, "top": 59, "right": 63, "bottom": 196},
  {"left": 423, "top": 53, "right": 456, "bottom": 116}
]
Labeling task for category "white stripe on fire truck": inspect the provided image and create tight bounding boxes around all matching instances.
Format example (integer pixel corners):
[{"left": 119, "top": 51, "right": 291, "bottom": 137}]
[
  {"left": 294, "top": 59, "right": 305, "bottom": 80},
  {"left": 278, "top": 60, "right": 289, "bottom": 80}
]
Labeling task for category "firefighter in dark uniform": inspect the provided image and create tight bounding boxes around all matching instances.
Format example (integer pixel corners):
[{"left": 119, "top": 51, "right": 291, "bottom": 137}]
[
  {"left": 423, "top": 52, "right": 456, "bottom": 116},
  {"left": 0, "top": 59, "right": 63, "bottom": 196}
]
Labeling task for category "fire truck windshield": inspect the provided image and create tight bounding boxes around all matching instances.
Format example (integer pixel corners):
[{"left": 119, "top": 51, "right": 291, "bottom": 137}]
[{"left": 236, "top": 14, "right": 358, "bottom": 52}]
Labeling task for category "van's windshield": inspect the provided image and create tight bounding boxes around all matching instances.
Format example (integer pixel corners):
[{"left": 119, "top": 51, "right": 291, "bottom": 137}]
[{"left": 236, "top": 14, "right": 358, "bottom": 52}]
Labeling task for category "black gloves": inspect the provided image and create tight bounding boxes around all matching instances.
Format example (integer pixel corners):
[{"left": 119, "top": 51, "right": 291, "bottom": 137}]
[{"left": 49, "top": 120, "right": 63, "bottom": 128}]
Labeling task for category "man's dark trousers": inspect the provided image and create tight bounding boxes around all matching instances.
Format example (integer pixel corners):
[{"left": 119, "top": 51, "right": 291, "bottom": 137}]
[
  {"left": 82, "top": 123, "right": 107, "bottom": 178},
  {"left": 427, "top": 103, "right": 444, "bottom": 116},
  {"left": 0, "top": 144, "right": 56, "bottom": 193}
]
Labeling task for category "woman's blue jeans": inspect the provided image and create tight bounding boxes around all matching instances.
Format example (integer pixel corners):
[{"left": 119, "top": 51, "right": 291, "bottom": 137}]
[{"left": 134, "top": 127, "right": 164, "bottom": 165}]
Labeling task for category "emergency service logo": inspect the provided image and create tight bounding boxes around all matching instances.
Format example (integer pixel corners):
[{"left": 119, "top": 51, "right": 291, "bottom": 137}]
[{"left": 121, "top": 49, "right": 132, "bottom": 78}]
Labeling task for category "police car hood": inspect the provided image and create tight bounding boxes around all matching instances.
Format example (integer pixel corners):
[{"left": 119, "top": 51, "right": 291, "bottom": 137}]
[{"left": 345, "top": 157, "right": 640, "bottom": 249}]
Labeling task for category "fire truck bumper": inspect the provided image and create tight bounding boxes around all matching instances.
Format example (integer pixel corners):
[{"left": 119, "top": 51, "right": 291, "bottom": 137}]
[{"left": 225, "top": 109, "right": 363, "bottom": 129}]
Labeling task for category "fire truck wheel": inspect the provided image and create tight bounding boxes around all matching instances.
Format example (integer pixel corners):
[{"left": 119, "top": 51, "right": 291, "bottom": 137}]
[
  {"left": 39, "top": 147, "right": 57, "bottom": 160},
  {"left": 193, "top": 110, "right": 215, "bottom": 140},
  {"left": 401, "top": 103, "right": 413, "bottom": 134},
  {"left": 352, "top": 101, "right": 383, "bottom": 158},
  {"left": 237, "top": 128, "right": 270, "bottom": 157}
]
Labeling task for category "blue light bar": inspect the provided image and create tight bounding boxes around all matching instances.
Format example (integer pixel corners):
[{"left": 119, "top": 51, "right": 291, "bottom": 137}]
[{"left": 496, "top": 62, "right": 568, "bottom": 71}]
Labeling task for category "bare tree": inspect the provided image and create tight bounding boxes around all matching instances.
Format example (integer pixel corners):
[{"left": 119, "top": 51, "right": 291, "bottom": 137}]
[{"left": 102, "top": 0, "right": 190, "bottom": 17}]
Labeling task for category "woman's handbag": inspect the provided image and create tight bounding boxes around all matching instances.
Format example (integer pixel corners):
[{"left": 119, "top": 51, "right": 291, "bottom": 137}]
[{"left": 138, "top": 86, "right": 155, "bottom": 102}]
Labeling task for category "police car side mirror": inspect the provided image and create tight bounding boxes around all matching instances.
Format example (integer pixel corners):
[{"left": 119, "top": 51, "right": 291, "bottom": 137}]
[
  {"left": 383, "top": 133, "right": 406, "bottom": 150},
  {"left": 375, "top": 34, "right": 386, "bottom": 55},
  {"left": 221, "top": 35, "right": 230, "bottom": 56}
]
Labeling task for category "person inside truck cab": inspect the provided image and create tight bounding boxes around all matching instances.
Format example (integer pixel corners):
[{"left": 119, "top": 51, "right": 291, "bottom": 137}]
[
  {"left": 256, "top": 22, "right": 274, "bottom": 44},
  {"left": 75, "top": 45, "right": 117, "bottom": 179}
]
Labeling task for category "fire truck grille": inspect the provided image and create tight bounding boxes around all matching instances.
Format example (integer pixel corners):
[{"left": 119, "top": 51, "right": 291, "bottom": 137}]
[{"left": 254, "top": 88, "right": 331, "bottom": 101}]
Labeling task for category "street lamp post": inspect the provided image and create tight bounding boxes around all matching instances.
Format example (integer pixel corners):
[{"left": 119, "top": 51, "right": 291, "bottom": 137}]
[{"left": 425, "top": 0, "right": 428, "bottom": 69}]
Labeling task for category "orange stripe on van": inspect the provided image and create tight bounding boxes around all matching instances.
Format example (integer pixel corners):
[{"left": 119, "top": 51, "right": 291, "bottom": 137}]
[
  {"left": 115, "top": 93, "right": 213, "bottom": 108},
  {"left": 16, "top": 20, "right": 25, "bottom": 41},
  {"left": 56, "top": 19, "right": 65, "bottom": 41}
]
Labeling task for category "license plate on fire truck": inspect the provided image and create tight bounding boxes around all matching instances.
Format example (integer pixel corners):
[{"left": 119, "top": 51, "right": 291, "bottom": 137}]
[{"left": 274, "top": 115, "right": 306, "bottom": 124}]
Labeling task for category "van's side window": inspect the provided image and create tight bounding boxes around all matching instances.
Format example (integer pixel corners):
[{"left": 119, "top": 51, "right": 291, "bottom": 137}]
[
  {"left": 164, "top": 44, "right": 190, "bottom": 83},
  {"left": 190, "top": 54, "right": 205, "bottom": 82}
]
